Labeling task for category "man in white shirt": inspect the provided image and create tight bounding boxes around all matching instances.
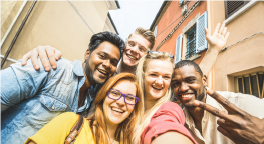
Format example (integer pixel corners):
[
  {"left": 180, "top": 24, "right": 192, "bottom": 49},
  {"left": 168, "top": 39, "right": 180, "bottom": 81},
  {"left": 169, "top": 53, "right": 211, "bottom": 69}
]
[{"left": 172, "top": 60, "right": 264, "bottom": 144}]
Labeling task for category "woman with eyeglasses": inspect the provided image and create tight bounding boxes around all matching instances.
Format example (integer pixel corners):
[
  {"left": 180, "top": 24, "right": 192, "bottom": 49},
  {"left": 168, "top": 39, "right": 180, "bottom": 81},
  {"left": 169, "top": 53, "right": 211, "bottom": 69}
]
[
  {"left": 25, "top": 73, "right": 143, "bottom": 144},
  {"left": 133, "top": 51, "right": 197, "bottom": 144}
]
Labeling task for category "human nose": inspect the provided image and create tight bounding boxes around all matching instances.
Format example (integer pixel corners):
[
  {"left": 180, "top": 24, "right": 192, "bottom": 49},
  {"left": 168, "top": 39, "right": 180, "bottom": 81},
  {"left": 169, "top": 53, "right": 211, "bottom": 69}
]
[
  {"left": 129, "top": 44, "right": 140, "bottom": 54},
  {"left": 155, "top": 76, "right": 164, "bottom": 85},
  {"left": 179, "top": 82, "right": 189, "bottom": 92},
  {"left": 102, "top": 59, "right": 111, "bottom": 68},
  {"left": 116, "top": 95, "right": 125, "bottom": 106}
]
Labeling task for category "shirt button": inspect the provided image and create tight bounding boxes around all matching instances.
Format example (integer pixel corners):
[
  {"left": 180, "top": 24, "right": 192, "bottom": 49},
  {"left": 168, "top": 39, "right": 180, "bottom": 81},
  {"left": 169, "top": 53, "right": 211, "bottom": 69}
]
[{"left": 52, "top": 106, "right": 55, "bottom": 110}]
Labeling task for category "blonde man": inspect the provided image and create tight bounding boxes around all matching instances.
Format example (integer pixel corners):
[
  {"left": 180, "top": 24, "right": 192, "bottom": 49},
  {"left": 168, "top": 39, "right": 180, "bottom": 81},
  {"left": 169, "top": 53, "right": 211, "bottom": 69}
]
[{"left": 21, "top": 27, "right": 156, "bottom": 74}]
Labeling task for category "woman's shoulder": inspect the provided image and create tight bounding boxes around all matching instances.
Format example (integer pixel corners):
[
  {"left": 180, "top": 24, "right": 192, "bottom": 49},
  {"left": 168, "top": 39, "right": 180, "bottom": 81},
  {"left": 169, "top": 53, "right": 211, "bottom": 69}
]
[
  {"left": 160, "top": 101, "right": 181, "bottom": 107},
  {"left": 152, "top": 102, "right": 185, "bottom": 123},
  {"left": 159, "top": 102, "right": 183, "bottom": 113},
  {"left": 55, "top": 112, "right": 79, "bottom": 122}
]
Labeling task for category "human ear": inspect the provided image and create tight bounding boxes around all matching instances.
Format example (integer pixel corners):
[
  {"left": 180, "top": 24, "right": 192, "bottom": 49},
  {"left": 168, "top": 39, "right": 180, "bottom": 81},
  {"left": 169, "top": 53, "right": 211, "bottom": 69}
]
[
  {"left": 202, "top": 75, "right": 208, "bottom": 87},
  {"left": 84, "top": 49, "right": 90, "bottom": 60}
]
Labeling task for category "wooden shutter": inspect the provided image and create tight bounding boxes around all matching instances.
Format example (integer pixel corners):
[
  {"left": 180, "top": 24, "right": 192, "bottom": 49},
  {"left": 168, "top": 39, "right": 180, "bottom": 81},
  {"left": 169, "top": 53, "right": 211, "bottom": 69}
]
[
  {"left": 154, "top": 25, "right": 158, "bottom": 37},
  {"left": 196, "top": 11, "right": 208, "bottom": 53},
  {"left": 258, "top": 73, "right": 264, "bottom": 98},
  {"left": 250, "top": 75, "right": 259, "bottom": 97},
  {"left": 175, "top": 34, "right": 183, "bottom": 63},
  {"left": 244, "top": 76, "right": 251, "bottom": 94},
  {"left": 225, "top": 1, "right": 249, "bottom": 19},
  {"left": 238, "top": 78, "right": 244, "bottom": 93}
]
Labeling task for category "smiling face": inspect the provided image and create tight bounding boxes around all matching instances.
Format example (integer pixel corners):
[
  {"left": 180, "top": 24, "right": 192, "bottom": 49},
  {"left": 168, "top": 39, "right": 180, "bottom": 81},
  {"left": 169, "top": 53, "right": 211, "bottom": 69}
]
[
  {"left": 144, "top": 59, "right": 173, "bottom": 101},
  {"left": 103, "top": 79, "right": 137, "bottom": 126},
  {"left": 172, "top": 65, "right": 206, "bottom": 108},
  {"left": 85, "top": 41, "right": 120, "bottom": 85},
  {"left": 122, "top": 34, "right": 150, "bottom": 67}
]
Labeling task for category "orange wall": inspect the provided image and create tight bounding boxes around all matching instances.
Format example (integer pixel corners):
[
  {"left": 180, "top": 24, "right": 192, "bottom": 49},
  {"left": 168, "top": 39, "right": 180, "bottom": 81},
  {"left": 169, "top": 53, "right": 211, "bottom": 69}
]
[{"left": 154, "top": 0, "right": 207, "bottom": 59}]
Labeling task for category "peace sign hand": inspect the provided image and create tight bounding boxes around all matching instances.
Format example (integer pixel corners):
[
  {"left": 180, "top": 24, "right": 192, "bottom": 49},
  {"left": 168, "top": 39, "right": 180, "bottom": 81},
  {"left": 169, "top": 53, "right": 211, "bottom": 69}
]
[{"left": 193, "top": 89, "right": 264, "bottom": 144}]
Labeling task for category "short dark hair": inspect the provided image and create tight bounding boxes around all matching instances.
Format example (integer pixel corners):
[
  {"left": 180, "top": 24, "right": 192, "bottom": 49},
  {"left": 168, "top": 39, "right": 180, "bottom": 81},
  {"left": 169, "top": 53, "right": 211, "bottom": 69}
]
[
  {"left": 175, "top": 60, "right": 203, "bottom": 77},
  {"left": 89, "top": 31, "right": 124, "bottom": 56}
]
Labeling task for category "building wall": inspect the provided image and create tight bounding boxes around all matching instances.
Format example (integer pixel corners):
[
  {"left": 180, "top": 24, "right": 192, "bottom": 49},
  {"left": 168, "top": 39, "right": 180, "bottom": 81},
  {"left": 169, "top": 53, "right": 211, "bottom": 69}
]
[
  {"left": 209, "top": 1, "right": 264, "bottom": 92},
  {"left": 154, "top": 0, "right": 207, "bottom": 60},
  {"left": 1, "top": 1, "right": 115, "bottom": 69}
]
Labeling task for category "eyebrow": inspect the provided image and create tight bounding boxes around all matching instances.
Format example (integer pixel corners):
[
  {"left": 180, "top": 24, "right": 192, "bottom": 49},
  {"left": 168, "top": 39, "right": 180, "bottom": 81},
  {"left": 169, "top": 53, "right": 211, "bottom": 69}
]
[
  {"left": 127, "top": 40, "right": 150, "bottom": 50},
  {"left": 185, "top": 76, "right": 196, "bottom": 79},
  {"left": 112, "top": 88, "right": 136, "bottom": 96},
  {"left": 172, "top": 76, "right": 196, "bottom": 81},
  {"left": 148, "top": 71, "right": 172, "bottom": 76},
  {"left": 100, "top": 51, "right": 119, "bottom": 62}
]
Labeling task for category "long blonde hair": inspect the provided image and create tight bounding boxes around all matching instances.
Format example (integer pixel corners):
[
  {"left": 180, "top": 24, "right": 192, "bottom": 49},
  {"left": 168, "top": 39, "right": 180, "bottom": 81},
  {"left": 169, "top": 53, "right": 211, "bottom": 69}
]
[
  {"left": 87, "top": 73, "right": 143, "bottom": 144},
  {"left": 133, "top": 52, "right": 174, "bottom": 143}
]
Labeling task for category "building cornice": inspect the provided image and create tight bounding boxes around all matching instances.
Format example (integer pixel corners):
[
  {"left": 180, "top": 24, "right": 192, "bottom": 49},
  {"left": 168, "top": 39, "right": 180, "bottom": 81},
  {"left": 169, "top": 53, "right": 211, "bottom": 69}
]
[{"left": 150, "top": 1, "right": 172, "bottom": 31}]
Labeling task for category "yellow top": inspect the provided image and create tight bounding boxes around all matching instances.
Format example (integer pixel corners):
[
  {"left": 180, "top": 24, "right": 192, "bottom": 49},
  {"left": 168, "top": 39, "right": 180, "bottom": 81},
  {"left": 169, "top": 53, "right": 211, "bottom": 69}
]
[{"left": 25, "top": 112, "right": 95, "bottom": 144}]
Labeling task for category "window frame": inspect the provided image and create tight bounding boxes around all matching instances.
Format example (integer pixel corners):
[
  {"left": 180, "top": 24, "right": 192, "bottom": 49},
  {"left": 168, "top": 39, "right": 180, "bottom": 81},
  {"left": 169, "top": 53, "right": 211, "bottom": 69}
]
[
  {"left": 224, "top": 0, "right": 249, "bottom": 19},
  {"left": 235, "top": 72, "right": 264, "bottom": 99},
  {"left": 185, "top": 26, "right": 197, "bottom": 59}
]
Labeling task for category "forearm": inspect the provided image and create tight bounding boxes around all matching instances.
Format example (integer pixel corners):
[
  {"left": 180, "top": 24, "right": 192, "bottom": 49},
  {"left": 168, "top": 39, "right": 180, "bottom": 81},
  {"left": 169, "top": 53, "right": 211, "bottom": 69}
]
[
  {"left": 1, "top": 60, "right": 48, "bottom": 106},
  {"left": 199, "top": 47, "right": 220, "bottom": 77}
]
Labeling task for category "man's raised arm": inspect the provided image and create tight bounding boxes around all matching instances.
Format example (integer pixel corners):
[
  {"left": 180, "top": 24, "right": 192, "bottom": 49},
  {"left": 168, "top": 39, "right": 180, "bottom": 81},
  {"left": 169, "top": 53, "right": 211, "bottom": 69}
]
[{"left": 199, "top": 23, "right": 230, "bottom": 77}]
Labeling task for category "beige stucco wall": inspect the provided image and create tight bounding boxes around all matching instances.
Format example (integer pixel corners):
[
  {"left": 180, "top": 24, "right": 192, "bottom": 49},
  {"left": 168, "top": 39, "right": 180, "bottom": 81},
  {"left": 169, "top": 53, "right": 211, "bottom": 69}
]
[
  {"left": 1, "top": 1, "right": 111, "bottom": 69},
  {"left": 208, "top": 1, "right": 264, "bottom": 92}
]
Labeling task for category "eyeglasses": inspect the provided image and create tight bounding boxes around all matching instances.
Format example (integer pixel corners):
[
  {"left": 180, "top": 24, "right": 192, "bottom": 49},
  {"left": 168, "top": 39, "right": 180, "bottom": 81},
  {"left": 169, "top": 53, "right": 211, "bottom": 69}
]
[
  {"left": 126, "top": 40, "right": 150, "bottom": 53},
  {"left": 147, "top": 50, "right": 174, "bottom": 59},
  {"left": 108, "top": 89, "right": 139, "bottom": 105}
]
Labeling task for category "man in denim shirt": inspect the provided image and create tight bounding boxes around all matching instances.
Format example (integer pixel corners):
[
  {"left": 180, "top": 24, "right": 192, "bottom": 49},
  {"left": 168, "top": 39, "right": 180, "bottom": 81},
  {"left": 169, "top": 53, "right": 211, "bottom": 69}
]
[{"left": 1, "top": 32, "right": 124, "bottom": 143}]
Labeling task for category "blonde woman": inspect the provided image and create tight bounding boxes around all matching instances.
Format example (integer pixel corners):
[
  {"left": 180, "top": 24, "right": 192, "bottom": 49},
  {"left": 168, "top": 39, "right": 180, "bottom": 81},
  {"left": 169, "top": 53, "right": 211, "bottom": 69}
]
[
  {"left": 133, "top": 23, "right": 229, "bottom": 144},
  {"left": 134, "top": 51, "right": 196, "bottom": 144},
  {"left": 25, "top": 73, "right": 143, "bottom": 144}
]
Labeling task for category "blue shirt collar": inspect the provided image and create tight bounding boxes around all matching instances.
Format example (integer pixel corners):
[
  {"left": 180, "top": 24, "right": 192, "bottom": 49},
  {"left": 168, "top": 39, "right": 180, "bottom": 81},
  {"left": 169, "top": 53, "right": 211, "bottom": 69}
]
[{"left": 72, "top": 59, "right": 84, "bottom": 77}]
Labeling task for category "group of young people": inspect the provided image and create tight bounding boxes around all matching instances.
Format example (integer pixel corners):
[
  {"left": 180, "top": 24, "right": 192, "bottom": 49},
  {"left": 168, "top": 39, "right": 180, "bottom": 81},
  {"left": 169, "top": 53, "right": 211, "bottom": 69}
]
[{"left": 1, "top": 23, "right": 263, "bottom": 144}]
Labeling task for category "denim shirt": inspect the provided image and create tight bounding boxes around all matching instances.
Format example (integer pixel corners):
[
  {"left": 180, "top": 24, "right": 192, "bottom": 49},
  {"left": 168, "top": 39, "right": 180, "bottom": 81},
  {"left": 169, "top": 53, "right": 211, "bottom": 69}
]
[{"left": 1, "top": 58, "right": 95, "bottom": 143}]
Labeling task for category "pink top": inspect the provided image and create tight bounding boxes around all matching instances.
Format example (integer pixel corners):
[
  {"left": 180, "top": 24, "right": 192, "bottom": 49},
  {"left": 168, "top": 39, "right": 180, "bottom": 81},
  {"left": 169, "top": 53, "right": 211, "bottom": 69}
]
[{"left": 141, "top": 102, "right": 197, "bottom": 144}]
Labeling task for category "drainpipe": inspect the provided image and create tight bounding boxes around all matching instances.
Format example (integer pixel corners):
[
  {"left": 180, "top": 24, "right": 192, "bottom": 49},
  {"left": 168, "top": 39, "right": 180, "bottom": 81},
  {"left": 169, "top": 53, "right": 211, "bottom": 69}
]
[{"left": 1, "top": 0, "right": 37, "bottom": 68}]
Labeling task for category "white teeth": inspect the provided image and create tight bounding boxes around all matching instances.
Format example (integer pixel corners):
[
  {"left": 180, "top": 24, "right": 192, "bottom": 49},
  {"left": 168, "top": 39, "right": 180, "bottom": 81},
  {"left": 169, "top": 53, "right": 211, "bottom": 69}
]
[
  {"left": 111, "top": 107, "right": 124, "bottom": 113},
  {"left": 127, "top": 55, "right": 137, "bottom": 60},
  {"left": 98, "top": 69, "right": 107, "bottom": 75},
  {"left": 152, "top": 86, "right": 162, "bottom": 90},
  {"left": 182, "top": 94, "right": 193, "bottom": 98}
]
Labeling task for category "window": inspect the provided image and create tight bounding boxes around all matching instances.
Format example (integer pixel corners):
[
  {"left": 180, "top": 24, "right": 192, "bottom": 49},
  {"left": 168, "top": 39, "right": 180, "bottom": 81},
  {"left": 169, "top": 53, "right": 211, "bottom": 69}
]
[
  {"left": 185, "top": 26, "right": 196, "bottom": 59},
  {"left": 236, "top": 72, "right": 264, "bottom": 98},
  {"left": 225, "top": 1, "right": 249, "bottom": 19},
  {"left": 182, "top": 11, "right": 207, "bottom": 60}
]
